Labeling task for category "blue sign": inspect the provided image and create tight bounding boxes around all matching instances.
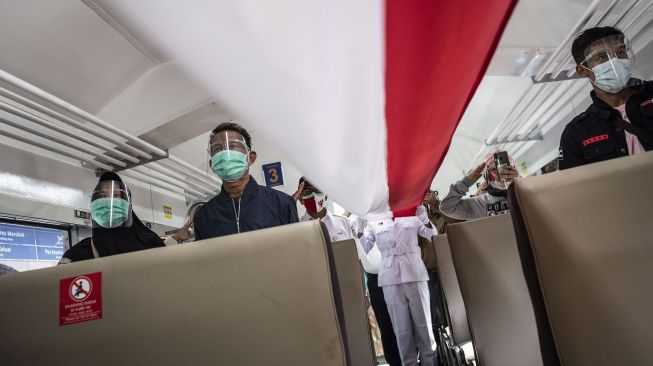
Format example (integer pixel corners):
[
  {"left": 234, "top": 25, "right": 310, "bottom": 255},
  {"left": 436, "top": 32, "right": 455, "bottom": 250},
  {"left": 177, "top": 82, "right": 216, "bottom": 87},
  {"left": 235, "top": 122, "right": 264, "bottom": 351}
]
[
  {"left": 0, "top": 223, "right": 67, "bottom": 261},
  {"left": 262, "top": 162, "right": 284, "bottom": 187}
]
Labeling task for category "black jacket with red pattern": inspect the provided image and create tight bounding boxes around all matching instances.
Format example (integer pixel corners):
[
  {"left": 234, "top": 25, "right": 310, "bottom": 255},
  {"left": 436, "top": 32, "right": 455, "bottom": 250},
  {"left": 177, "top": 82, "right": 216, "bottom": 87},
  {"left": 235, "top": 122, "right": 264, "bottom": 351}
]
[{"left": 558, "top": 79, "right": 653, "bottom": 170}]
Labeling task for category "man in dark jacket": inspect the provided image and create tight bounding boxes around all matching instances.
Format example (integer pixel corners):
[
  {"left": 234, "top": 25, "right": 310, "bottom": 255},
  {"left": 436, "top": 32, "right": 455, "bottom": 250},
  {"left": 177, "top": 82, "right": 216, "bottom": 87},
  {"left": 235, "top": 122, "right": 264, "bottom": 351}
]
[
  {"left": 193, "top": 122, "right": 298, "bottom": 240},
  {"left": 559, "top": 26, "right": 653, "bottom": 170}
]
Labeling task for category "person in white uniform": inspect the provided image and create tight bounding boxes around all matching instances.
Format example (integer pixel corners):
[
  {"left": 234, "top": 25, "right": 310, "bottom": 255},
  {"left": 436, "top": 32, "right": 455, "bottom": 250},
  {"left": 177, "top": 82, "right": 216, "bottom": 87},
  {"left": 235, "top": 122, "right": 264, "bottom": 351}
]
[
  {"left": 294, "top": 178, "right": 382, "bottom": 270},
  {"left": 295, "top": 177, "right": 352, "bottom": 242},
  {"left": 363, "top": 206, "right": 437, "bottom": 366}
]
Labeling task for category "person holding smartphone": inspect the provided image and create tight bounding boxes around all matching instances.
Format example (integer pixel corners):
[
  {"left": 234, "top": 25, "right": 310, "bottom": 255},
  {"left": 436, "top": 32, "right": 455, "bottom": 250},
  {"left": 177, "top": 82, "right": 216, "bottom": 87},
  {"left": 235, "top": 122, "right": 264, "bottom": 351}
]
[{"left": 439, "top": 151, "right": 519, "bottom": 220}]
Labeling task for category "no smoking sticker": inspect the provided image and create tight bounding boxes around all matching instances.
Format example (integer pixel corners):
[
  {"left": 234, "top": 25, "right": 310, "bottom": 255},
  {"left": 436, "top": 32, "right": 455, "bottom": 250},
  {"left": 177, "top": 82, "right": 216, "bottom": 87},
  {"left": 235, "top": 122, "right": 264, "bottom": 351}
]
[{"left": 59, "top": 272, "right": 102, "bottom": 326}]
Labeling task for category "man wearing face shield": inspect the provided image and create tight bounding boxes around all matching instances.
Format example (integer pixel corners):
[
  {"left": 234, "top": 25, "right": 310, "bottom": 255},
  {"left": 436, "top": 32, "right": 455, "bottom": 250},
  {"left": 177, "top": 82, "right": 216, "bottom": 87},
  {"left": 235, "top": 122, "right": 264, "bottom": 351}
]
[
  {"left": 193, "top": 122, "right": 298, "bottom": 240},
  {"left": 559, "top": 27, "right": 653, "bottom": 170},
  {"left": 58, "top": 172, "right": 165, "bottom": 264},
  {"left": 439, "top": 152, "right": 519, "bottom": 220}
]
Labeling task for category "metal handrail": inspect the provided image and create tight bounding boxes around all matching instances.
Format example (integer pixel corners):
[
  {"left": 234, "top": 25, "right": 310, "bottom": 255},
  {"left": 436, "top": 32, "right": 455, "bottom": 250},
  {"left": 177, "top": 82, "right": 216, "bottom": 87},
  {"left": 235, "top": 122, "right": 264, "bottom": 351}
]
[
  {"left": 484, "top": 85, "right": 538, "bottom": 145},
  {"left": 0, "top": 72, "right": 220, "bottom": 200},
  {"left": 131, "top": 167, "right": 207, "bottom": 197},
  {"left": 146, "top": 162, "right": 217, "bottom": 195},
  {"left": 549, "top": 0, "right": 621, "bottom": 79},
  {"left": 0, "top": 123, "right": 207, "bottom": 199},
  {"left": 119, "top": 170, "right": 206, "bottom": 201},
  {"left": 621, "top": 1, "right": 653, "bottom": 36},
  {"left": 502, "top": 84, "right": 552, "bottom": 141},
  {"left": 505, "top": 83, "right": 563, "bottom": 141},
  {"left": 0, "top": 100, "right": 133, "bottom": 165},
  {"left": 0, "top": 100, "right": 219, "bottom": 199},
  {"left": 0, "top": 87, "right": 144, "bottom": 162},
  {"left": 533, "top": 0, "right": 604, "bottom": 81},
  {"left": 0, "top": 128, "right": 113, "bottom": 171},
  {"left": 0, "top": 68, "right": 167, "bottom": 158},
  {"left": 612, "top": 0, "right": 645, "bottom": 29},
  {"left": 0, "top": 115, "right": 127, "bottom": 167},
  {"left": 165, "top": 155, "right": 222, "bottom": 186},
  {"left": 508, "top": 80, "right": 588, "bottom": 158}
]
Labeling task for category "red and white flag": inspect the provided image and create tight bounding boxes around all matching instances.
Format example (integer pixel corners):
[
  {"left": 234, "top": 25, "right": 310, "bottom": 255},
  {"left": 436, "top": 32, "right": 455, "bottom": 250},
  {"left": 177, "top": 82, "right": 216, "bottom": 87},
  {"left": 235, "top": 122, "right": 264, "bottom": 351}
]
[{"left": 100, "top": 0, "right": 516, "bottom": 216}]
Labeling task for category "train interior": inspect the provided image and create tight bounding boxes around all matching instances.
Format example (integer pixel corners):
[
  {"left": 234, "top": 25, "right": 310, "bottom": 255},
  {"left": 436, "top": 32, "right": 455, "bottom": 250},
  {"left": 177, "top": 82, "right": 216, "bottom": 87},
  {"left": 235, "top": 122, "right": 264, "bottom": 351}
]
[{"left": 0, "top": 0, "right": 651, "bottom": 365}]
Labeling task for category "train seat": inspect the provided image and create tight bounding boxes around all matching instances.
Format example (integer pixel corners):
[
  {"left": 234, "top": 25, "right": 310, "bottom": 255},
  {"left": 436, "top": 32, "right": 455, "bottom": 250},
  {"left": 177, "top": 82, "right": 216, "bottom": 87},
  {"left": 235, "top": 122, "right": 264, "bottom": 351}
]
[
  {"left": 0, "top": 220, "right": 367, "bottom": 366},
  {"left": 433, "top": 234, "right": 476, "bottom": 364},
  {"left": 509, "top": 151, "right": 653, "bottom": 365},
  {"left": 331, "top": 239, "right": 376, "bottom": 366},
  {"left": 447, "top": 213, "right": 543, "bottom": 366}
]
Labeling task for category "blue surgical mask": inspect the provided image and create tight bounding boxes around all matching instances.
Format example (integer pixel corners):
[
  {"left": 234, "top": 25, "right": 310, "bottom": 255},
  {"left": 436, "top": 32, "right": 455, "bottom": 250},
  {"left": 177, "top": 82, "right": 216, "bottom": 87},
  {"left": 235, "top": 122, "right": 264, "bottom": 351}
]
[
  {"left": 211, "top": 150, "right": 249, "bottom": 182},
  {"left": 591, "top": 58, "right": 631, "bottom": 93},
  {"left": 90, "top": 198, "right": 130, "bottom": 228}
]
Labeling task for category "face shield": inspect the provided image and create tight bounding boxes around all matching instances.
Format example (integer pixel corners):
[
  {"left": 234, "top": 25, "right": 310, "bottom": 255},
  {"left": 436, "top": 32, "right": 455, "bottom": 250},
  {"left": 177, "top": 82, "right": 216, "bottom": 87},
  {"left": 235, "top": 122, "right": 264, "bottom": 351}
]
[
  {"left": 90, "top": 180, "right": 133, "bottom": 229},
  {"left": 580, "top": 35, "right": 639, "bottom": 93},
  {"left": 208, "top": 131, "right": 251, "bottom": 182}
]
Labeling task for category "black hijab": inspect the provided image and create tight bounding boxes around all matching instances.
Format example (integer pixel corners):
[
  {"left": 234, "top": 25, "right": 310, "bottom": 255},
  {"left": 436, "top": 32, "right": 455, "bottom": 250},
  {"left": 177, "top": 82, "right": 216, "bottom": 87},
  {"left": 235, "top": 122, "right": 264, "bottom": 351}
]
[{"left": 91, "top": 172, "right": 165, "bottom": 257}]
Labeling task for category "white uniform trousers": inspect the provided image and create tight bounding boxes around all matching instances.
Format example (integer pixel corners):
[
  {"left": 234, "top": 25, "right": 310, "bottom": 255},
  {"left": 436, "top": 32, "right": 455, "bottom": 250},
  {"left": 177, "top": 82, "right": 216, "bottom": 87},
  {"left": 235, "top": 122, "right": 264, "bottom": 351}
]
[{"left": 382, "top": 281, "right": 436, "bottom": 366}]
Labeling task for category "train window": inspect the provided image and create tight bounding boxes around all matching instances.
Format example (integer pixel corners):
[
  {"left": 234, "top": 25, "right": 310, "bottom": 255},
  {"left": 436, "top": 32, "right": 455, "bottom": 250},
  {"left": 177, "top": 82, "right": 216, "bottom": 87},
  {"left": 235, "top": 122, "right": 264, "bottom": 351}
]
[{"left": 0, "top": 221, "right": 70, "bottom": 272}]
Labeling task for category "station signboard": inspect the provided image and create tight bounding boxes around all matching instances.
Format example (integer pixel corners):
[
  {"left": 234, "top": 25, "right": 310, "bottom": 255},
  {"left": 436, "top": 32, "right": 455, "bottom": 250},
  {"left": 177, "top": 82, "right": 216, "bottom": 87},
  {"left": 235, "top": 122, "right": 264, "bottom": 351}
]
[{"left": 0, "top": 223, "right": 67, "bottom": 261}]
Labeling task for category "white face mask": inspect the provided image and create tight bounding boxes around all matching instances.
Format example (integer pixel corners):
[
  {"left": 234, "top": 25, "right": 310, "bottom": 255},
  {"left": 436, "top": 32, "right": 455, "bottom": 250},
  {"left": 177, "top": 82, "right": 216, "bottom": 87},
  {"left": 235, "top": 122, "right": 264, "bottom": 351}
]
[{"left": 590, "top": 58, "right": 631, "bottom": 93}]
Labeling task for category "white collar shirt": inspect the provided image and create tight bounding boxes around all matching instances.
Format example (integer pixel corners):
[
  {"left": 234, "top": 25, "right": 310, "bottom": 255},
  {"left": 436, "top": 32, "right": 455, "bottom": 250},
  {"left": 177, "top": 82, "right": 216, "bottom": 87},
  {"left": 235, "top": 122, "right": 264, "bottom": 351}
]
[
  {"left": 363, "top": 216, "right": 433, "bottom": 286},
  {"left": 301, "top": 211, "right": 380, "bottom": 271},
  {"left": 300, "top": 211, "right": 353, "bottom": 242}
]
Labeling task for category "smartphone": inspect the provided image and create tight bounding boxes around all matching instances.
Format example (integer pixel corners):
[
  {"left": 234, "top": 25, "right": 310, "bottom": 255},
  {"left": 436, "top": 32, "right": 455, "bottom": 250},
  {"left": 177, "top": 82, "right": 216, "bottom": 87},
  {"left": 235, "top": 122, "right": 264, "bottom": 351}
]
[{"left": 494, "top": 151, "right": 509, "bottom": 181}]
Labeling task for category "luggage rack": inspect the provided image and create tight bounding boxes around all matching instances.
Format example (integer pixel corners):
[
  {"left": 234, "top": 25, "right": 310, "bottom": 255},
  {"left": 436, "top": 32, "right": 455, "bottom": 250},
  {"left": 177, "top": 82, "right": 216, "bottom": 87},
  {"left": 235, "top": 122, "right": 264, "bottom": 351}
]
[{"left": 0, "top": 68, "right": 220, "bottom": 201}]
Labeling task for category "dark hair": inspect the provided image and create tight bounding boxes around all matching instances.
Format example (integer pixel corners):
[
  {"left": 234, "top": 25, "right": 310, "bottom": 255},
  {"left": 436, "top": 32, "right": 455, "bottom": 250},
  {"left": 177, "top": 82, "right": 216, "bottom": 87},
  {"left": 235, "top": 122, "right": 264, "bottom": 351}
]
[
  {"left": 95, "top": 172, "right": 131, "bottom": 200},
  {"left": 210, "top": 122, "right": 252, "bottom": 149},
  {"left": 298, "top": 176, "right": 321, "bottom": 192},
  {"left": 98, "top": 171, "right": 123, "bottom": 182},
  {"left": 571, "top": 26, "right": 624, "bottom": 65}
]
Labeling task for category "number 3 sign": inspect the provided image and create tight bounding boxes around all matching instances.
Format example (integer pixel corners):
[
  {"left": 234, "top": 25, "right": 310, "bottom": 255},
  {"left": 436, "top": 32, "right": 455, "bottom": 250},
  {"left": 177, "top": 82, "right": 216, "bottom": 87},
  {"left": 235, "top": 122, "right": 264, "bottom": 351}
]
[{"left": 262, "top": 162, "right": 284, "bottom": 187}]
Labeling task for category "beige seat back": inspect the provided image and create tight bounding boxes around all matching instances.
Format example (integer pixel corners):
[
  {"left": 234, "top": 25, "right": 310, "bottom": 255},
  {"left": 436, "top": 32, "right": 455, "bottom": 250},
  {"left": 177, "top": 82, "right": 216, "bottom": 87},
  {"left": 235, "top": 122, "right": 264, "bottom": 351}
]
[
  {"left": 509, "top": 151, "right": 653, "bottom": 366},
  {"left": 331, "top": 239, "right": 375, "bottom": 366},
  {"left": 447, "top": 214, "right": 543, "bottom": 366},
  {"left": 433, "top": 234, "right": 471, "bottom": 345},
  {"left": 0, "top": 221, "right": 352, "bottom": 366}
]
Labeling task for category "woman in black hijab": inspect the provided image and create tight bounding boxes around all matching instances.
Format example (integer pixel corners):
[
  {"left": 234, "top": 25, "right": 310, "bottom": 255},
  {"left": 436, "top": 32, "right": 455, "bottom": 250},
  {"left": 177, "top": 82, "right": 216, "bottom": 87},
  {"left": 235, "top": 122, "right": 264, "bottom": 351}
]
[{"left": 58, "top": 172, "right": 165, "bottom": 264}]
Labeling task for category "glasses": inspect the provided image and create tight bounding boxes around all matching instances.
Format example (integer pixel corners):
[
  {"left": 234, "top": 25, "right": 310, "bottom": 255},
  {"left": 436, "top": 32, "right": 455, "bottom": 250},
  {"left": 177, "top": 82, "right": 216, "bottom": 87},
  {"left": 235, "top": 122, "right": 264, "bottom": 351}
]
[
  {"left": 583, "top": 44, "right": 631, "bottom": 66},
  {"left": 208, "top": 140, "right": 249, "bottom": 156},
  {"left": 91, "top": 189, "right": 129, "bottom": 201}
]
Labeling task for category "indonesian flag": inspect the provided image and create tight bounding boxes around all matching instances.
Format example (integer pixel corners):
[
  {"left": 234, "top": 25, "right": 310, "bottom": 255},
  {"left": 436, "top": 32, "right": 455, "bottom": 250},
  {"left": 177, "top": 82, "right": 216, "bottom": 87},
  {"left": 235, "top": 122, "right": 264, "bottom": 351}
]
[{"left": 100, "top": 0, "right": 516, "bottom": 216}]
